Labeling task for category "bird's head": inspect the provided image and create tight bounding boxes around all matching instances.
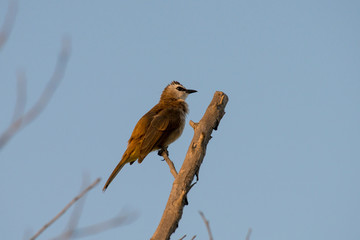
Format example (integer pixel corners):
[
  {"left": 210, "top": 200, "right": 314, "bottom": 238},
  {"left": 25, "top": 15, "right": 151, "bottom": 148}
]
[{"left": 161, "top": 81, "right": 197, "bottom": 101}]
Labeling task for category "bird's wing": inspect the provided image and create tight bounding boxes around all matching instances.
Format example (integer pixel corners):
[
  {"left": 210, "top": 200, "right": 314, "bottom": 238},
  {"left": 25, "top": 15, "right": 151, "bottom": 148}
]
[{"left": 139, "top": 108, "right": 180, "bottom": 157}]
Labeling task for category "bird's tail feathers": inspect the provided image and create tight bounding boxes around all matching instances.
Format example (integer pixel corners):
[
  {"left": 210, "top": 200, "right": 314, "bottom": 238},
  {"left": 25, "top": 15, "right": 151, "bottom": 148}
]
[{"left": 103, "top": 152, "right": 132, "bottom": 191}]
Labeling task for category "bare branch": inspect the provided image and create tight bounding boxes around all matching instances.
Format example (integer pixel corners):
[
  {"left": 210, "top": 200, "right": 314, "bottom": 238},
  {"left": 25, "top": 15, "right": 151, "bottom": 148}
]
[
  {"left": 161, "top": 151, "right": 178, "bottom": 179},
  {"left": 151, "top": 91, "right": 228, "bottom": 240},
  {"left": 0, "top": 0, "right": 18, "bottom": 50},
  {"left": 199, "top": 211, "right": 213, "bottom": 240},
  {"left": 51, "top": 210, "right": 139, "bottom": 240},
  {"left": 161, "top": 150, "right": 189, "bottom": 205},
  {"left": 0, "top": 37, "right": 71, "bottom": 150},
  {"left": 12, "top": 70, "right": 27, "bottom": 122},
  {"left": 189, "top": 120, "right": 198, "bottom": 130},
  {"left": 61, "top": 175, "right": 91, "bottom": 240},
  {"left": 30, "top": 178, "right": 101, "bottom": 240},
  {"left": 179, "top": 235, "right": 187, "bottom": 240},
  {"left": 245, "top": 228, "right": 252, "bottom": 240}
]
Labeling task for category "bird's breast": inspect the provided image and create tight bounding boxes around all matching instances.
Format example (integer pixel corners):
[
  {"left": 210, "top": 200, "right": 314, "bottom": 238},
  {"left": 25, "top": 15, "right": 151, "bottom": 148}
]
[{"left": 163, "top": 111, "right": 186, "bottom": 147}]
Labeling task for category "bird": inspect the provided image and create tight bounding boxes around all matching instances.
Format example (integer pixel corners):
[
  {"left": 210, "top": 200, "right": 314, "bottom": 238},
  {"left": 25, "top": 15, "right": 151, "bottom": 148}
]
[{"left": 103, "top": 81, "right": 197, "bottom": 191}]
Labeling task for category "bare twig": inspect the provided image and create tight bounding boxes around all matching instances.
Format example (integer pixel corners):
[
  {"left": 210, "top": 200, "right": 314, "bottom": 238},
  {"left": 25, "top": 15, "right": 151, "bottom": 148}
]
[
  {"left": 245, "top": 228, "right": 252, "bottom": 240},
  {"left": 0, "top": 37, "right": 71, "bottom": 150},
  {"left": 61, "top": 175, "right": 91, "bottom": 240},
  {"left": 161, "top": 151, "right": 178, "bottom": 178},
  {"left": 51, "top": 210, "right": 139, "bottom": 239},
  {"left": 189, "top": 120, "right": 198, "bottom": 130},
  {"left": 12, "top": 70, "right": 27, "bottom": 122},
  {"left": 0, "top": 0, "right": 18, "bottom": 50},
  {"left": 151, "top": 92, "right": 228, "bottom": 240},
  {"left": 179, "top": 234, "right": 187, "bottom": 240},
  {"left": 199, "top": 211, "right": 213, "bottom": 240},
  {"left": 30, "top": 178, "right": 101, "bottom": 240},
  {"left": 161, "top": 150, "right": 189, "bottom": 205}
]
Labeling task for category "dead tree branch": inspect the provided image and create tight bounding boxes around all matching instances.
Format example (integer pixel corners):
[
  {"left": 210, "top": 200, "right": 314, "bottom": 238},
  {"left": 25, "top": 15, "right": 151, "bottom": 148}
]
[
  {"left": 151, "top": 91, "right": 229, "bottom": 240},
  {"left": 178, "top": 234, "right": 187, "bottom": 240},
  {"left": 245, "top": 228, "right": 252, "bottom": 240},
  {"left": 51, "top": 210, "right": 139, "bottom": 240},
  {"left": 161, "top": 150, "right": 178, "bottom": 178},
  {"left": 199, "top": 211, "right": 214, "bottom": 240},
  {"left": 12, "top": 70, "right": 27, "bottom": 122},
  {"left": 60, "top": 175, "right": 91, "bottom": 240},
  {"left": 0, "top": 0, "right": 18, "bottom": 50},
  {"left": 161, "top": 150, "right": 189, "bottom": 205},
  {"left": 30, "top": 178, "right": 101, "bottom": 240},
  {"left": 0, "top": 37, "right": 71, "bottom": 150}
]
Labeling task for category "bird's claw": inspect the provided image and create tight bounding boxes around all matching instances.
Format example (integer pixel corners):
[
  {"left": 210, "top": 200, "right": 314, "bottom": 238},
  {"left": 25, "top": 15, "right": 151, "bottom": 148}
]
[{"left": 158, "top": 147, "right": 169, "bottom": 156}]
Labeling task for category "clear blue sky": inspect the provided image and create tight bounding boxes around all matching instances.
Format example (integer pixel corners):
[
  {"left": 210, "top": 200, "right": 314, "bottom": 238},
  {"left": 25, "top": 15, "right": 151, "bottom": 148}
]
[{"left": 1, "top": 1, "right": 359, "bottom": 239}]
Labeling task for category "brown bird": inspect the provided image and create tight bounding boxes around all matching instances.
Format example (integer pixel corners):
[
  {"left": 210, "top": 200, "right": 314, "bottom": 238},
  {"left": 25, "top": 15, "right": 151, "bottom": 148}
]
[{"left": 103, "top": 81, "right": 197, "bottom": 191}]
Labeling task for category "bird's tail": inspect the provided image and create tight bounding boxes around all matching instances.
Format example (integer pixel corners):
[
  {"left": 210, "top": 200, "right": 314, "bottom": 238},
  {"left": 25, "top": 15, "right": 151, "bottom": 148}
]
[{"left": 103, "top": 152, "right": 133, "bottom": 192}]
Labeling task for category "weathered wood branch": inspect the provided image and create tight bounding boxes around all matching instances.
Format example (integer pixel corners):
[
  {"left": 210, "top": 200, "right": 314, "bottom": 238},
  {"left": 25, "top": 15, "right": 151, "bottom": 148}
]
[
  {"left": 151, "top": 91, "right": 229, "bottom": 240},
  {"left": 161, "top": 150, "right": 179, "bottom": 179}
]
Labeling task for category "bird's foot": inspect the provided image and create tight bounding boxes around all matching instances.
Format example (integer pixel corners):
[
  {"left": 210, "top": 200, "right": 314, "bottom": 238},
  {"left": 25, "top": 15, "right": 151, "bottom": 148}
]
[{"left": 158, "top": 147, "right": 169, "bottom": 157}]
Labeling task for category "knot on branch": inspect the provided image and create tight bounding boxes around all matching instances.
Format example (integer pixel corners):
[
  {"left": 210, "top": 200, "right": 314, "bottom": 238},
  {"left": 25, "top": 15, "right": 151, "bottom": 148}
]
[{"left": 192, "top": 132, "right": 205, "bottom": 149}]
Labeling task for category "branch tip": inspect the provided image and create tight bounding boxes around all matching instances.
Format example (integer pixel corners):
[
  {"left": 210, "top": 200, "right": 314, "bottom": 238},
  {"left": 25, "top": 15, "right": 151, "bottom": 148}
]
[
  {"left": 245, "top": 228, "right": 252, "bottom": 240},
  {"left": 199, "top": 211, "right": 213, "bottom": 240},
  {"left": 179, "top": 235, "right": 187, "bottom": 240},
  {"left": 189, "top": 120, "right": 198, "bottom": 130}
]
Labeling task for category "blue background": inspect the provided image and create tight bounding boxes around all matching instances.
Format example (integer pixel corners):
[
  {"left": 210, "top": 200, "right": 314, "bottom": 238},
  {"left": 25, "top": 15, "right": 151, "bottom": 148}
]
[{"left": 1, "top": 1, "right": 359, "bottom": 239}]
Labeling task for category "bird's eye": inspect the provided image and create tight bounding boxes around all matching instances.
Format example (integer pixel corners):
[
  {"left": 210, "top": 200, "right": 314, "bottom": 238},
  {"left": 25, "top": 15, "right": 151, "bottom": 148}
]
[{"left": 176, "top": 86, "right": 185, "bottom": 91}]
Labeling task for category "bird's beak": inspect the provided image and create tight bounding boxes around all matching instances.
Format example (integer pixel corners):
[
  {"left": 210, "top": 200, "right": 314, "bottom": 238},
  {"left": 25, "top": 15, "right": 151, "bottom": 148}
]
[{"left": 185, "top": 89, "right": 197, "bottom": 94}]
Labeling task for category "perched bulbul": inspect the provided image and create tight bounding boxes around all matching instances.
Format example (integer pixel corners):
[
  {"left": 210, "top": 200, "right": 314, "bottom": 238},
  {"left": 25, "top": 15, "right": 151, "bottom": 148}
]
[{"left": 103, "top": 81, "right": 197, "bottom": 191}]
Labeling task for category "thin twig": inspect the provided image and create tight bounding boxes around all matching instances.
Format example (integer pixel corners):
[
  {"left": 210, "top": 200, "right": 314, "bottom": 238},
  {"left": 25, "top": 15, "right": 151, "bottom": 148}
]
[
  {"left": 189, "top": 120, "right": 198, "bottom": 130},
  {"left": 161, "top": 151, "right": 189, "bottom": 205},
  {"left": 11, "top": 70, "right": 27, "bottom": 122},
  {"left": 179, "top": 234, "right": 187, "bottom": 240},
  {"left": 0, "top": 36, "right": 71, "bottom": 150},
  {"left": 161, "top": 151, "right": 178, "bottom": 178},
  {"left": 199, "top": 211, "right": 214, "bottom": 240},
  {"left": 61, "top": 175, "right": 90, "bottom": 240},
  {"left": 30, "top": 178, "right": 101, "bottom": 240},
  {"left": 51, "top": 210, "right": 139, "bottom": 240},
  {"left": 245, "top": 228, "right": 252, "bottom": 240},
  {"left": 0, "top": 0, "right": 18, "bottom": 50}
]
